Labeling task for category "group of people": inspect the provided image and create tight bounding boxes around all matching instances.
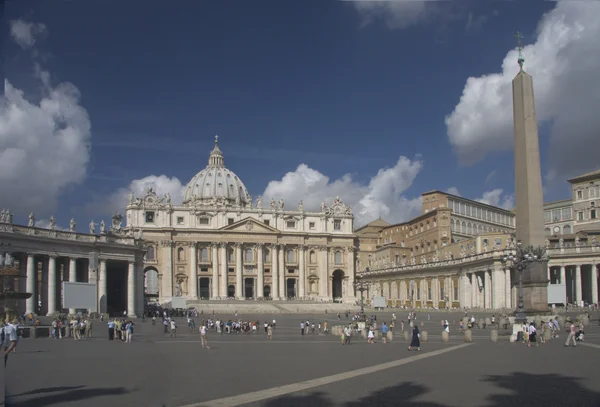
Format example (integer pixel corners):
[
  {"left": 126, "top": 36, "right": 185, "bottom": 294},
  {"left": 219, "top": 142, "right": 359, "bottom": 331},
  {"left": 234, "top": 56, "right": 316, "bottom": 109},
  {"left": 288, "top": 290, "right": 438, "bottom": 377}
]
[{"left": 107, "top": 318, "right": 135, "bottom": 342}]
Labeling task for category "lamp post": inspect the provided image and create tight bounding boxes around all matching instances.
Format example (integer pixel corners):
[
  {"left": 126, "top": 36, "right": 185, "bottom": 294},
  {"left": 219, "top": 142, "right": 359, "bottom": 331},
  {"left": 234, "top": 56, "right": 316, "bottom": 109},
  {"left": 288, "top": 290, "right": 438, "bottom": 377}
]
[
  {"left": 500, "top": 236, "right": 546, "bottom": 324},
  {"left": 353, "top": 273, "right": 371, "bottom": 322}
]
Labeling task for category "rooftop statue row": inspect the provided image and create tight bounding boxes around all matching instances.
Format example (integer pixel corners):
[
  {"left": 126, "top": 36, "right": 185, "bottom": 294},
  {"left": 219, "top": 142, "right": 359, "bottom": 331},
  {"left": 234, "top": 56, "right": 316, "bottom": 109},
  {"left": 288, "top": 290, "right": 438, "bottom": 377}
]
[{"left": 127, "top": 188, "right": 353, "bottom": 217}]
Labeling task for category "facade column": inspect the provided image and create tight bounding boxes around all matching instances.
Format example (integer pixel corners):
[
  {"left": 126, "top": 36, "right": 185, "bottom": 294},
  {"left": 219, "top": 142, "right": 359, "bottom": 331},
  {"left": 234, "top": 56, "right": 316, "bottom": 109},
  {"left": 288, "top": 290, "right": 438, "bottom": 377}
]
[
  {"left": 347, "top": 247, "right": 355, "bottom": 299},
  {"left": 471, "top": 273, "right": 478, "bottom": 308},
  {"left": 68, "top": 258, "right": 77, "bottom": 314},
  {"left": 25, "top": 254, "right": 36, "bottom": 314},
  {"left": 591, "top": 264, "right": 598, "bottom": 305},
  {"left": 211, "top": 243, "right": 219, "bottom": 298},
  {"left": 461, "top": 273, "right": 470, "bottom": 308},
  {"left": 189, "top": 242, "right": 198, "bottom": 299},
  {"left": 575, "top": 264, "right": 582, "bottom": 306},
  {"left": 278, "top": 244, "right": 285, "bottom": 298},
  {"left": 547, "top": 265, "right": 551, "bottom": 282},
  {"left": 161, "top": 241, "right": 173, "bottom": 298},
  {"left": 485, "top": 270, "right": 492, "bottom": 309},
  {"left": 271, "top": 244, "right": 279, "bottom": 300},
  {"left": 298, "top": 245, "right": 305, "bottom": 299},
  {"left": 127, "top": 261, "right": 136, "bottom": 317},
  {"left": 219, "top": 242, "right": 228, "bottom": 298},
  {"left": 505, "top": 268, "right": 511, "bottom": 309},
  {"left": 136, "top": 260, "right": 145, "bottom": 317},
  {"left": 98, "top": 259, "right": 107, "bottom": 313},
  {"left": 257, "top": 244, "right": 264, "bottom": 298},
  {"left": 560, "top": 265, "right": 566, "bottom": 285},
  {"left": 235, "top": 243, "right": 243, "bottom": 299},
  {"left": 319, "top": 247, "right": 329, "bottom": 299},
  {"left": 46, "top": 256, "right": 57, "bottom": 316},
  {"left": 493, "top": 262, "right": 505, "bottom": 309}
]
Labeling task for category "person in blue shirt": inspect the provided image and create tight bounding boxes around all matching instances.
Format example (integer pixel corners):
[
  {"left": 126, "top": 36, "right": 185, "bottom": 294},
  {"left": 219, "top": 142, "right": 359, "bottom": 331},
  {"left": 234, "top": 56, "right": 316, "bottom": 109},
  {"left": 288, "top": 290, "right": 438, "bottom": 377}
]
[
  {"left": 381, "top": 322, "right": 389, "bottom": 344},
  {"left": 108, "top": 320, "right": 115, "bottom": 340}
]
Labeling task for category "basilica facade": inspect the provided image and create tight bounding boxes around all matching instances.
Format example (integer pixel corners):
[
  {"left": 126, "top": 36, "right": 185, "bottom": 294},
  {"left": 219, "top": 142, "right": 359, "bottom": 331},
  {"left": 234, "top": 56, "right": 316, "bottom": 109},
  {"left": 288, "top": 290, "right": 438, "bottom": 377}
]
[{"left": 126, "top": 138, "right": 357, "bottom": 304}]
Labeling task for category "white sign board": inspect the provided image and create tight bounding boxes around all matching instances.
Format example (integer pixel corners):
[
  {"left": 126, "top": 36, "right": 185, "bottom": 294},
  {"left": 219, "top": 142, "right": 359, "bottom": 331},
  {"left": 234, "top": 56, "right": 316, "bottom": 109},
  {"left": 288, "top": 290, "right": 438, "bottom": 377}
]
[
  {"left": 171, "top": 297, "right": 187, "bottom": 309},
  {"left": 373, "top": 296, "right": 386, "bottom": 308},
  {"left": 547, "top": 284, "right": 567, "bottom": 304},
  {"left": 62, "top": 282, "right": 97, "bottom": 311}
]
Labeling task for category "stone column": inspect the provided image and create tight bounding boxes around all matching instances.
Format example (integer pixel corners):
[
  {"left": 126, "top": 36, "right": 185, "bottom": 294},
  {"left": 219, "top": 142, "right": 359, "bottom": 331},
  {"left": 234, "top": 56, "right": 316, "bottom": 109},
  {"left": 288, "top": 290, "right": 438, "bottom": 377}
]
[
  {"left": 68, "top": 258, "right": 77, "bottom": 314},
  {"left": 235, "top": 243, "right": 243, "bottom": 299},
  {"left": 127, "top": 261, "right": 136, "bottom": 317},
  {"left": 471, "top": 273, "right": 478, "bottom": 308},
  {"left": 211, "top": 243, "right": 219, "bottom": 298},
  {"left": 219, "top": 242, "right": 228, "bottom": 298},
  {"left": 271, "top": 244, "right": 279, "bottom": 300},
  {"left": 591, "top": 264, "right": 598, "bottom": 305},
  {"left": 319, "top": 247, "right": 329, "bottom": 300},
  {"left": 25, "top": 254, "right": 36, "bottom": 314},
  {"left": 560, "top": 265, "right": 566, "bottom": 285},
  {"left": 257, "top": 244, "right": 264, "bottom": 298},
  {"left": 347, "top": 247, "right": 355, "bottom": 299},
  {"left": 505, "top": 268, "right": 511, "bottom": 308},
  {"left": 461, "top": 273, "right": 470, "bottom": 308},
  {"left": 136, "top": 259, "right": 145, "bottom": 317},
  {"left": 46, "top": 256, "right": 57, "bottom": 316},
  {"left": 575, "top": 264, "right": 582, "bottom": 306},
  {"left": 278, "top": 244, "right": 285, "bottom": 299},
  {"left": 189, "top": 242, "right": 198, "bottom": 299},
  {"left": 298, "top": 245, "right": 305, "bottom": 299},
  {"left": 161, "top": 241, "right": 173, "bottom": 298},
  {"left": 493, "top": 263, "right": 505, "bottom": 309},
  {"left": 485, "top": 270, "right": 492, "bottom": 309},
  {"left": 547, "top": 265, "right": 551, "bottom": 283},
  {"left": 98, "top": 259, "right": 107, "bottom": 313}
]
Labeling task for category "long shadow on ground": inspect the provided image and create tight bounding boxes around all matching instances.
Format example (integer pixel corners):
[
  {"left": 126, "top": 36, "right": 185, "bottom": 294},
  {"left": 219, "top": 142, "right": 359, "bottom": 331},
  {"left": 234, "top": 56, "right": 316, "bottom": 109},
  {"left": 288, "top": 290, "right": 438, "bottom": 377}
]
[{"left": 6, "top": 386, "right": 132, "bottom": 407}]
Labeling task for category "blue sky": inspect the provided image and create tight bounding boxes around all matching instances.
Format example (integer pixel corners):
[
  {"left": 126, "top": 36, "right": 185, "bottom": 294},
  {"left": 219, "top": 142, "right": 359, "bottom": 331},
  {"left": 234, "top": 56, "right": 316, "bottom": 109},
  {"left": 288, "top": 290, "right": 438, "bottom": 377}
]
[{"left": 2, "top": 0, "right": 599, "bottom": 229}]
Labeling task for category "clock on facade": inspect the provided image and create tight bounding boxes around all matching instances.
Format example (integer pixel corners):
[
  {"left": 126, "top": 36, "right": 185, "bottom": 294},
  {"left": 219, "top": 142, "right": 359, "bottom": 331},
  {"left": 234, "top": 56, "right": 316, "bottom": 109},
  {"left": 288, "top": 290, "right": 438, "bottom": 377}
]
[{"left": 553, "top": 226, "right": 560, "bottom": 234}]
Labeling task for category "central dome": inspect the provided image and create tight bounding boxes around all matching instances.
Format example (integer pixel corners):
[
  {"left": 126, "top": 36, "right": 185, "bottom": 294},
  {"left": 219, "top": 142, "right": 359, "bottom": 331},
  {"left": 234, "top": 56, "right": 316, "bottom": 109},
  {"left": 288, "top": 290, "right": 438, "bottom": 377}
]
[{"left": 183, "top": 136, "right": 250, "bottom": 205}]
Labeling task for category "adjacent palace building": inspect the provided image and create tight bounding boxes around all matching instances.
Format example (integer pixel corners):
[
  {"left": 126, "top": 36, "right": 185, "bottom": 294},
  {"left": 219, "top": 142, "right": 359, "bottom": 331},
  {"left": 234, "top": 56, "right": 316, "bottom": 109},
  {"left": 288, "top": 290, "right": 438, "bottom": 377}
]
[
  {"left": 126, "top": 138, "right": 357, "bottom": 304},
  {"left": 357, "top": 169, "right": 600, "bottom": 309}
]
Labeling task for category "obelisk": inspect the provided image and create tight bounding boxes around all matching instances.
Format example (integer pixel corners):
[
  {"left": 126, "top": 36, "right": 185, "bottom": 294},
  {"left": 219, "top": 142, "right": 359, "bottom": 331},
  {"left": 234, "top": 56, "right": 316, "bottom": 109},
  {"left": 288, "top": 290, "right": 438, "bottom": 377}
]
[{"left": 512, "top": 32, "right": 549, "bottom": 313}]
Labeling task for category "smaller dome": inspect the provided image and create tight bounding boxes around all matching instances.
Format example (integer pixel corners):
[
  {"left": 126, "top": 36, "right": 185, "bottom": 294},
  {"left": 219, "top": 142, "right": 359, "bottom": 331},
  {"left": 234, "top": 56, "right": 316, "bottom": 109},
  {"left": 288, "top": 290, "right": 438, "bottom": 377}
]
[{"left": 182, "top": 136, "right": 250, "bottom": 205}]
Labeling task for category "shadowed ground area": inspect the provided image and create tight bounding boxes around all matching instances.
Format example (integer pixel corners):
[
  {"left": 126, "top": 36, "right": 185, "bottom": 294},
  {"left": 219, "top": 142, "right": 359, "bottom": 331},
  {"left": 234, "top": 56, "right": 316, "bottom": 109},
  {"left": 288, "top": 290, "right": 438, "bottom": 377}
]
[{"left": 4, "top": 310, "right": 600, "bottom": 407}]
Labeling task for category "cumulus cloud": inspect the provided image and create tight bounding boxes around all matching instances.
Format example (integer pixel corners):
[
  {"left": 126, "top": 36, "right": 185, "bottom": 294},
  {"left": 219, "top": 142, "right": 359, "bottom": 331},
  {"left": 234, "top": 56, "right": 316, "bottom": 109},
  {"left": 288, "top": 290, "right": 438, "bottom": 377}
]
[
  {"left": 0, "top": 20, "right": 91, "bottom": 216},
  {"left": 445, "top": 1, "right": 600, "bottom": 179},
  {"left": 350, "top": 0, "right": 430, "bottom": 29},
  {"left": 261, "top": 156, "right": 424, "bottom": 227},
  {"left": 447, "top": 187, "right": 461, "bottom": 196},
  {"left": 36, "top": 218, "right": 67, "bottom": 231},
  {"left": 10, "top": 19, "right": 47, "bottom": 49},
  {"left": 476, "top": 189, "right": 515, "bottom": 210}
]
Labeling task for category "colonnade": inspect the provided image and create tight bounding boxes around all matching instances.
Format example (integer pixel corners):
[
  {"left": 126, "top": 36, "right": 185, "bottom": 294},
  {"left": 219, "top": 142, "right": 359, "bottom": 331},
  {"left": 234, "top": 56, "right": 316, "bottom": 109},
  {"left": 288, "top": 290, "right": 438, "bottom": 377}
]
[{"left": 548, "top": 263, "right": 599, "bottom": 305}]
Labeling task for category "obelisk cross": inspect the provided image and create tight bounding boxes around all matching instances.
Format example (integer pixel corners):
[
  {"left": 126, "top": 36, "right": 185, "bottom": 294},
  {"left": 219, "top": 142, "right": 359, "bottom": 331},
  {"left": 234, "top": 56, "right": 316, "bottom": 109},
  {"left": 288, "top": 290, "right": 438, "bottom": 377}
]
[{"left": 514, "top": 31, "right": 525, "bottom": 70}]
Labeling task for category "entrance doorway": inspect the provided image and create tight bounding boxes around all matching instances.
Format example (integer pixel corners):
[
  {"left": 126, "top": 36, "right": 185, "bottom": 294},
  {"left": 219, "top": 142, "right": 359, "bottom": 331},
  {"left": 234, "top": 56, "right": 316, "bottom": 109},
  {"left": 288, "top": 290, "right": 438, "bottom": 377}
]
[
  {"left": 227, "top": 285, "right": 235, "bottom": 298},
  {"left": 244, "top": 278, "right": 255, "bottom": 298},
  {"left": 199, "top": 278, "right": 210, "bottom": 299},
  {"left": 286, "top": 278, "right": 296, "bottom": 298},
  {"left": 106, "top": 261, "right": 127, "bottom": 316},
  {"left": 264, "top": 285, "right": 271, "bottom": 298},
  {"left": 332, "top": 270, "right": 344, "bottom": 300}
]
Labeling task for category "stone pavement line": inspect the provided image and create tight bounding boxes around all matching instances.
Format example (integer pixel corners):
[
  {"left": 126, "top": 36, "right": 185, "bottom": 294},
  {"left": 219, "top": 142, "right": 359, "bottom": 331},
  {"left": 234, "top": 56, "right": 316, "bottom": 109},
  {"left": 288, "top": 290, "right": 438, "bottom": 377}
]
[
  {"left": 178, "top": 343, "right": 472, "bottom": 407},
  {"left": 579, "top": 342, "right": 600, "bottom": 349}
]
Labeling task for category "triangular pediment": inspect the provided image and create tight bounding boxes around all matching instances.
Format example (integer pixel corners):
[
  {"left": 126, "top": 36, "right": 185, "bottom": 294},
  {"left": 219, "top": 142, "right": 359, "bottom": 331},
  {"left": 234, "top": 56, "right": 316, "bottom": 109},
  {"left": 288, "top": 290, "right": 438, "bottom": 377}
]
[{"left": 220, "top": 217, "right": 279, "bottom": 234}]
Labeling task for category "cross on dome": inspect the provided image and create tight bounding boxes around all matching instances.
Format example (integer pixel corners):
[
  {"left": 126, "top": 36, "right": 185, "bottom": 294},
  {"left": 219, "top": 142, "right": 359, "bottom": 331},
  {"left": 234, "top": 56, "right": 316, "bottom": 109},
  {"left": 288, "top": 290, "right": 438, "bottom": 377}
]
[{"left": 209, "top": 134, "right": 224, "bottom": 167}]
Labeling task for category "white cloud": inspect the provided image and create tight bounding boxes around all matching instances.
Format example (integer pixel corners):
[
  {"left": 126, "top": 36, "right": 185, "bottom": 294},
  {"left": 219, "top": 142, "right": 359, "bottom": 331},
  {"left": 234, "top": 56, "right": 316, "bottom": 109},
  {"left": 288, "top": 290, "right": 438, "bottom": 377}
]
[
  {"left": 445, "top": 1, "right": 600, "bottom": 179},
  {"left": 36, "top": 218, "right": 67, "bottom": 231},
  {"left": 261, "top": 156, "right": 424, "bottom": 227},
  {"left": 476, "top": 189, "right": 515, "bottom": 210},
  {"left": 10, "top": 19, "right": 46, "bottom": 49},
  {"left": 484, "top": 170, "right": 497, "bottom": 185},
  {"left": 349, "top": 0, "right": 430, "bottom": 29},
  {"left": 0, "top": 20, "right": 91, "bottom": 217},
  {"left": 447, "top": 187, "right": 461, "bottom": 196},
  {"left": 98, "top": 175, "right": 185, "bottom": 216}
]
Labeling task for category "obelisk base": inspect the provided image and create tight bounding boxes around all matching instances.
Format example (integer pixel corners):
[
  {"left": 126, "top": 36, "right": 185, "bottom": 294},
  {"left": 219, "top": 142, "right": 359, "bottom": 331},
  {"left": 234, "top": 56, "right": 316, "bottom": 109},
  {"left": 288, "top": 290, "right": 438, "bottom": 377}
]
[{"left": 516, "top": 261, "right": 552, "bottom": 317}]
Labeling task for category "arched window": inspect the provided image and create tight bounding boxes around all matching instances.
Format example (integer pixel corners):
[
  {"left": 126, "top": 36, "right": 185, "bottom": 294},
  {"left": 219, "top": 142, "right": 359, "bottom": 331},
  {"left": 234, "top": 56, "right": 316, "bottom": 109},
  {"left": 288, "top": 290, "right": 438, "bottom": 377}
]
[
  {"left": 146, "top": 246, "right": 155, "bottom": 261},
  {"left": 461, "top": 221, "right": 466, "bottom": 234},
  {"left": 334, "top": 251, "right": 342, "bottom": 265},
  {"left": 287, "top": 250, "right": 295, "bottom": 263},
  {"left": 177, "top": 247, "right": 184, "bottom": 261},
  {"left": 217, "top": 183, "right": 223, "bottom": 195},
  {"left": 467, "top": 223, "right": 472, "bottom": 235},
  {"left": 309, "top": 250, "right": 316, "bottom": 263},
  {"left": 563, "top": 225, "right": 571, "bottom": 234},
  {"left": 200, "top": 247, "right": 208, "bottom": 261},
  {"left": 205, "top": 183, "right": 211, "bottom": 195},
  {"left": 245, "top": 248, "right": 253, "bottom": 262}
]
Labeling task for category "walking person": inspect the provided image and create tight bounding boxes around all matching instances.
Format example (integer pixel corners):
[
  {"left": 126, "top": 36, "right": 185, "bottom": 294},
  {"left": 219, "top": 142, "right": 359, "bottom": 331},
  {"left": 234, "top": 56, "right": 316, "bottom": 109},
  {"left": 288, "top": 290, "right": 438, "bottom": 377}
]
[
  {"left": 170, "top": 319, "right": 177, "bottom": 338},
  {"left": 108, "top": 319, "right": 115, "bottom": 340},
  {"left": 565, "top": 323, "right": 577, "bottom": 347},
  {"left": 528, "top": 323, "right": 538, "bottom": 347},
  {"left": 267, "top": 324, "right": 273, "bottom": 340},
  {"left": 408, "top": 324, "right": 421, "bottom": 351},
  {"left": 381, "top": 322, "right": 389, "bottom": 344},
  {"left": 200, "top": 325, "right": 210, "bottom": 349},
  {"left": 367, "top": 327, "right": 375, "bottom": 344}
]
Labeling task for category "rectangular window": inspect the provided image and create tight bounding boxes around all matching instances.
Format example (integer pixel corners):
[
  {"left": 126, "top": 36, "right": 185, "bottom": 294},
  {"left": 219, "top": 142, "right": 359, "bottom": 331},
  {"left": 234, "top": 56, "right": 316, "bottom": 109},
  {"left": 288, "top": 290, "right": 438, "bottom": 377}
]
[
  {"left": 440, "top": 287, "right": 445, "bottom": 301},
  {"left": 263, "top": 219, "right": 270, "bottom": 226},
  {"left": 200, "top": 268, "right": 208, "bottom": 273},
  {"left": 264, "top": 268, "right": 270, "bottom": 274},
  {"left": 428, "top": 287, "right": 432, "bottom": 300},
  {"left": 177, "top": 216, "right": 184, "bottom": 225},
  {"left": 577, "top": 190, "right": 583, "bottom": 199},
  {"left": 591, "top": 209, "right": 597, "bottom": 219},
  {"left": 544, "top": 211, "right": 552, "bottom": 223},
  {"left": 562, "top": 207, "right": 572, "bottom": 220},
  {"left": 590, "top": 188, "right": 596, "bottom": 198},
  {"left": 578, "top": 212, "right": 584, "bottom": 221},
  {"left": 334, "top": 220, "right": 341, "bottom": 230},
  {"left": 199, "top": 217, "right": 209, "bottom": 225},
  {"left": 417, "top": 287, "right": 421, "bottom": 300},
  {"left": 228, "top": 268, "right": 234, "bottom": 273},
  {"left": 552, "top": 210, "right": 561, "bottom": 222},
  {"left": 145, "top": 211, "right": 155, "bottom": 223},
  {"left": 228, "top": 218, "right": 234, "bottom": 225},
  {"left": 454, "top": 286, "right": 459, "bottom": 301},
  {"left": 286, "top": 221, "right": 296, "bottom": 228}
]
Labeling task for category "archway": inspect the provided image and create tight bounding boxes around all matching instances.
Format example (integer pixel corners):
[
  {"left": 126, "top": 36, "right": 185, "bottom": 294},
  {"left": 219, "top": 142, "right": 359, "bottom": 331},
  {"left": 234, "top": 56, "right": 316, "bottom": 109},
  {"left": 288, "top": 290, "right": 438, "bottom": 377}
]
[
  {"left": 286, "top": 279, "right": 296, "bottom": 298},
  {"left": 332, "top": 270, "right": 344, "bottom": 300},
  {"left": 227, "top": 285, "right": 235, "bottom": 298},
  {"left": 264, "top": 285, "right": 271, "bottom": 298},
  {"left": 199, "top": 278, "right": 210, "bottom": 299},
  {"left": 244, "top": 278, "right": 255, "bottom": 299}
]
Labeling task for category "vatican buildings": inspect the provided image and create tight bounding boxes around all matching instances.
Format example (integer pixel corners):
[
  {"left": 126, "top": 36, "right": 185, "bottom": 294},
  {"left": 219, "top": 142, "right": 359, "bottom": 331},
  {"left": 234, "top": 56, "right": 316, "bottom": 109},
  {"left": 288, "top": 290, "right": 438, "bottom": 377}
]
[
  {"left": 126, "top": 138, "right": 357, "bottom": 304},
  {"left": 357, "top": 169, "right": 600, "bottom": 310}
]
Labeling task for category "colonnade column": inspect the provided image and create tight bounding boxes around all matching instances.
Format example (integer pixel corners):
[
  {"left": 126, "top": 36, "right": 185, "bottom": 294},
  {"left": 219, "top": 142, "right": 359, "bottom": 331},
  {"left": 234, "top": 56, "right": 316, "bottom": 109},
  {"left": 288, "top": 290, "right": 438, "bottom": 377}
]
[
  {"left": 127, "top": 261, "right": 136, "bottom": 317},
  {"left": 298, "top": 245, "right": 305, "bottom": 299},
  {"left": 560, "top": 265, "right": 566, "bottom": 285},
  {"left": 235, "top": 243, "right": 243, "bottom": 299},
  {"left": 319, "top": 247, "right": 329, "bottom": 299},
  {"left": 25, "top": 254, "right": 36, "bottom": 314},
  {"left": 46, "top": 256, "right": 57, "bottom": 316},
  {"left": 211, "top": 243, "right": 219, "bottom": 298},
  {"left": 257, "top": 244, "right": 264, "bottom": 298},
  {"left": 492, "top": 263, "right": 505, "bottom": 309},
  {"left": 161, "top": 241, "right": 173, "bottom": 298},
  {"left": 575, "top": 265, "right": 582, "bottom": 306},
  {"left": 485, "top": 270, "right": 492, "bottom": 309},
  {"left": 278, "top": 245, "right": 285, "bottom": 299},
  {"left": 271, "top": 244, "right": 279, "bottom": 300},
  {"left": 591, "top": 264, "right": 598, "bottom": 305},
  {"left": 98, "top": 259, "right": 107, "bottom": 313},
  {"left": 471, "top": 273, "right": 478, "bottom": 308},
  {"left": 219, "top": 242, "right": 228, "bottom": 298},
  {"left": 505, "top": 268, "right": 512, "bottom": 309},
  {"left": 68, "top": 258, "right": 77, "bottom": 314},
  {"left": 189, "top": 242, "right": 198, "bottom": 299},
  {"left": 347, "top": 247, "right": 355, "bottom": 298}
]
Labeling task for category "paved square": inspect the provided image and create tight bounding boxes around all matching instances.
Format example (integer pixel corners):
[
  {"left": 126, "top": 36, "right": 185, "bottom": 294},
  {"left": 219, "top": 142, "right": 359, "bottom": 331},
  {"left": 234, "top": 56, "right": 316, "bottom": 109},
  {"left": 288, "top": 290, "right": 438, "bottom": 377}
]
[{"left": 4, "top": 311, "right": 600, "bottom": 407}]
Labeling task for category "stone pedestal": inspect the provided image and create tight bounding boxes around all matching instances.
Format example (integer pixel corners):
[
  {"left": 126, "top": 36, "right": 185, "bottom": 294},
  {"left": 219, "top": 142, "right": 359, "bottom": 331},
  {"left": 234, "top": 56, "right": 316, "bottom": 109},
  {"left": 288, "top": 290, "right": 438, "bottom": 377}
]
[
  {"left": 520, "top": 261, "right": 550, "bottom": 315},
  {"left": 490, "top": 329, "right": 498, "bottom": 342}
]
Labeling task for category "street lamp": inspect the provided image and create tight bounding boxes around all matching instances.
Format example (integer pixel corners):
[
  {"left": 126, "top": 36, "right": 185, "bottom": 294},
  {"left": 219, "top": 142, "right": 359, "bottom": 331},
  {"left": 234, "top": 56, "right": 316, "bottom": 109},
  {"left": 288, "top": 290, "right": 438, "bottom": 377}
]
[
  {"left": 500, "top": 236, "right": 546, "bottom": 324},
  {"left": 353, "top": 273, "right": 371, "bottom": 322}
]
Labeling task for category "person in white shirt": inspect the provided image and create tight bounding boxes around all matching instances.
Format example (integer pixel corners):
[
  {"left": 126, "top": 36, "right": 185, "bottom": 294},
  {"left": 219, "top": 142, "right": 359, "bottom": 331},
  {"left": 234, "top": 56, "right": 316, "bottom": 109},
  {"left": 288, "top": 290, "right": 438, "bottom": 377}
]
[
  {"left": 170, "top": 320, "right": 177, "bottom": 338},
  {"left": 200, "top": 325, "right": 209, "bottom": 349},
  {"left": 3, "top": 320, "right": 19, "bottom": 366}
]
